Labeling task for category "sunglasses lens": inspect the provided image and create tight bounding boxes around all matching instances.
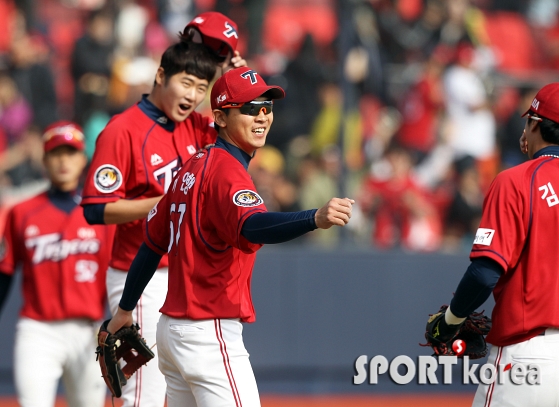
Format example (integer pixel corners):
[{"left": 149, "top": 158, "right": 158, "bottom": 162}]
[{"left": 239, "top": 102, "right": 273, "bottom": 116}]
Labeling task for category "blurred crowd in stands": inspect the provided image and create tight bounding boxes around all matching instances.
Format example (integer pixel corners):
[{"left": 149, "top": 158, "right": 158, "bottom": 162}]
[{"left": 1, "top": 0, "right": 558, "bottom": 252}]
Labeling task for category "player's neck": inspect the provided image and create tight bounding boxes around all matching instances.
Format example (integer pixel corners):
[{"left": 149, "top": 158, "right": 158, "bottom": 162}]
[
  {"left": 51, "top": 180, "right": 79, "bottom": 193},
  {"left": 146, "top": 92, "right": 164, "bottom": 114},
  {"left": 219, "top": 133, "right": 255, "bottom": 156}
]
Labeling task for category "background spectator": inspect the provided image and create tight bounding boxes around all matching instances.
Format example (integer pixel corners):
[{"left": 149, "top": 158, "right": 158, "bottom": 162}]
[{"left": 1, "top": 0, "right": 558, "bottom": 252}]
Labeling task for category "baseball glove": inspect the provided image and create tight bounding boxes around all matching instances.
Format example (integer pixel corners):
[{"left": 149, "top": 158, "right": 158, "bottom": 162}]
[
  {"left": 421, "top": 305, "right": 491, "bottom": 360},
  {"left": 96, "top": 319, "right": 155, "bottom": 398}
]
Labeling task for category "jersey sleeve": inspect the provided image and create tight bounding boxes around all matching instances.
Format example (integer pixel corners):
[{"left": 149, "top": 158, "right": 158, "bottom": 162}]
[
  {"left": 207, "top": 162, "right": 266, "bottom": 253},
  {"left": 0, "top": 207, "right": 20, "bottom": 276},
  {"left": 81, "top": 122, "right": 132, "bottom": 205},
  {"left": 470, "top": 172, "right": 525, "bottom": 271},
  {"left": 143, "top": 197, "right": 171, "bottom": 256}
]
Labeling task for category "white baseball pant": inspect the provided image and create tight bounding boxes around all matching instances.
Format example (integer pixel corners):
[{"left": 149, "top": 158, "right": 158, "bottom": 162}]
[
  {"left": 472, "top": 328, "right": 559, "bottom": 407},
  {"left": 14, "top": 318, "right": 106, "bottom": 407},
  {"left": 156, "top": 315, "right": 261, "bottom": 407},
  {"left": 106, "top": 266, "right": 168, "bottom": 407}
]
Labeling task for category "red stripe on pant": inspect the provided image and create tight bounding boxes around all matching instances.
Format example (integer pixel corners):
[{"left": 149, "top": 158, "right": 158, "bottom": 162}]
[
  {"left": 484, "top": 346, "right": 503, "bottom": 407},
  {"left": 215, "top": 319, "right": 242, "bottom": 407}
]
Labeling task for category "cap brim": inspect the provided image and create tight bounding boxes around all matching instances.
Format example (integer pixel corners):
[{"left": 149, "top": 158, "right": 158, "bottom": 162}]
[
  {"left": 44, "top": 139, "right": 84, "bottom": 153},
  {"left": 521, "top": 108, "right": 531, "bottom": 117},
  {"left": 261, "top": 87, "right": 285, "bottom": 100}
]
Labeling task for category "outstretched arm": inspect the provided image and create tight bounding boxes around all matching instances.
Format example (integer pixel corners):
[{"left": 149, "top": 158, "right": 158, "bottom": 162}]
[{"left": 241, "top": 198, "right": 354, "bottom": 244}]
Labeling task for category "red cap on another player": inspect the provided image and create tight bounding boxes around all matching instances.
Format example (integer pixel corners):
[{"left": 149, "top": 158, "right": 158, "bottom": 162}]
[
  {"left": 522, "top": 83, "right": 559, "bottom": 123},
  {"left": 184, "top": 12, "right": 238, "bottom": 59},
  {"left": 43, "top": 121, "right": 85, "bottom": 153},
  {"left": 211, "top": 67, "right": 285, "bottom": 110}
]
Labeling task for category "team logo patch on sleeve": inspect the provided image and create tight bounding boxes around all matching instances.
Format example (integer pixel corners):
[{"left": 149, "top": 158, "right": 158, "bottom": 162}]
[
  {"left": 233, "top": 190, "right": 263, "bottom": 207},
  {"left": 94, "top": 164, "right": 123, "bottom": 193},
  {"left": 473, "top": 228, "right": 495, "bottom": 246}
]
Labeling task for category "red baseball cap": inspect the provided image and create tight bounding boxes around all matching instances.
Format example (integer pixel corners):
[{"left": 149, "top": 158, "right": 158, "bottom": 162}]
[
  {"left": 43, "top": 121, "right": 85, "bottom": 153},
  {"left": 184, "top": 12, "right": 238, "bottom": 58},
  {"left": 522, "top": 83, "right": 559, "bottom": 123},
  {"left": 211, "top": 67, "right": 285, "bottom": 110}
]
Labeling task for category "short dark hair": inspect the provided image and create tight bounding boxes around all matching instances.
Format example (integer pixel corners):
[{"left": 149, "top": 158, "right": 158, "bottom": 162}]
[
  {"left": 538, "top": 117, "right": 559, "bottom": 145},
  {"left": 159, "top": 41, "right": 220, "bottom": 83}
]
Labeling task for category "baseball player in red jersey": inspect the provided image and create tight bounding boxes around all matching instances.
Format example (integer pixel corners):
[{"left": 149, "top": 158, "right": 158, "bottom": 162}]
[
  {"left": 81, "top": 12, "right": 247, "bottom": 407},
  {"left": 427, "top": 83, "right": 559, "bottom": 407},
  {"left": 103, "top": 66, "right": 354, "bottom": 407},
  {"left": 0, "top": 122, "right": 113, "bottom": 407}
]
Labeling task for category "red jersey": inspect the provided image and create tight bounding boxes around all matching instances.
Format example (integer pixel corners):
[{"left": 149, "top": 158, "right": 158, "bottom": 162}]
[
  {"left": 144, "top": 141, "right": 266, "bottom": 322},
  {"left": 81, "top": 96, "right": 217, "bottom": 271},
  {"left": 397, "top": 74, "right": 443, "bottom": 153},
  {"left": 471, "top": 153, "right": 559, "bottom": 346},
  {"left": 0, "top": 192, "right": 113, "bottom": 321}
]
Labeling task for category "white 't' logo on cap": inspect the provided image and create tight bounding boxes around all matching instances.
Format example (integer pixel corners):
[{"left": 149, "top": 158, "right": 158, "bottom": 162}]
[{"left": 532, "top": 98, "right": 540, "bottom": 110}]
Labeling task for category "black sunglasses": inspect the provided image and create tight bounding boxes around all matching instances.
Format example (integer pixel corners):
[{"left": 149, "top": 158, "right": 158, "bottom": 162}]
[{"left": 221, "top": 101, "right": 273, "bottom": 116}]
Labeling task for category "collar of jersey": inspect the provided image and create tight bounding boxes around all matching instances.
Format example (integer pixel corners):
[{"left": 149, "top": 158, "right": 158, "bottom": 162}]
[
  {"left": 138, "top": 94, "right": 175, "bottom": 132},
  {"left": 47, "top": 186, "right": 81, "bottom": 214},
  {"left": 214, "top": 137, "right": 252, "bottom": 170},
  {"left": 533, "top": 146, "right": 559, "bottom": 159}
]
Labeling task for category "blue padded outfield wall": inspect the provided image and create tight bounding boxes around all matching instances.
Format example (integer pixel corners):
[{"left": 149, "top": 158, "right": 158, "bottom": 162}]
[{"left": 0, "top": 246, "right": 494, "bottom": 395}]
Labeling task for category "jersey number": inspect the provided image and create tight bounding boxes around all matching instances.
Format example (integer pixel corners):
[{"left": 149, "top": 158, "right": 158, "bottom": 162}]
[{"left": 168, "top": 203, "right": 186, "bottom": 252}]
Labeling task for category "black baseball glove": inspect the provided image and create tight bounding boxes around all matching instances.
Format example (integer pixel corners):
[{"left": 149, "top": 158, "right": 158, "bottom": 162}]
[
  {"left": 96, "top": 319, "right": 155, "bottom": 398},
  {"left": 421, "top": 305, "right": 491, "bottom": 360}
]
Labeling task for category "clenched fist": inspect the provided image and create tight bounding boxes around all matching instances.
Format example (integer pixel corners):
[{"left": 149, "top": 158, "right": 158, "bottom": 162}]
[{"left": 315, "top": 197, "right": 354, "bottom": 229}]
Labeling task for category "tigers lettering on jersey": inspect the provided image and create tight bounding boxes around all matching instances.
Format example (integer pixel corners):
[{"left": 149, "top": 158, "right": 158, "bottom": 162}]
[
  {"left": 26, "top": 232, "right": 101, "bottom": 264},
  {"left": 153, "top": 158, "right": 182, "bottom": 193},
  {"left": 81, "top": 96, "right": 217, "bottom": 271},
  {"left": 0, "top": 192, "right": 111, "bottom": 321}
]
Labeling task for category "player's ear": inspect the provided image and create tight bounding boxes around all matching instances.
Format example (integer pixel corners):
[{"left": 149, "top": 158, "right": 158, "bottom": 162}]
[
  {"left": 213, "top": 109, "right": 227, "bottom": 128},
  {"left": 154, "top": 67, "right": 165, "bottom": 86}
]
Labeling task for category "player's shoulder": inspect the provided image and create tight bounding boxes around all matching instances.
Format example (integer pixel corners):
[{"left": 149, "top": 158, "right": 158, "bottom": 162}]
[
  {"left": 98, "top": 104, "right": 149, "bottom": 139},
  {"left": 180, "top": 147, "right": 244, "bottom": 182},
  {"left": 497, "top": 158, "right": 552, "bottom": 179},
  {"left": 8, "top": 191, "right": 49, "bottom": 216},
  {"left": 489, "top": 158, "right": 551, "bottom": 193},
  {"left": 207, "top": 146, "right": 246, "bottom": 167},
  {"left": 205, "top": 148, "right": 252, "bottom": 189}
]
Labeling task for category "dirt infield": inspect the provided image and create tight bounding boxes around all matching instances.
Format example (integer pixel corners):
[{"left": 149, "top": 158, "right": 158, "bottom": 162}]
[{"left": 0, "top": 393, "right": 474, "bottom": 406}]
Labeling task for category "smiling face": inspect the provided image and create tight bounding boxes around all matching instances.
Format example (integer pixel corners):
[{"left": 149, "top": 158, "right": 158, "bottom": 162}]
[
  {"left": 213, "top": 97, "right": 273, "bottom": 156},
  {"left": 152, "top": 68, "right": 209, "bottom": 123}
]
